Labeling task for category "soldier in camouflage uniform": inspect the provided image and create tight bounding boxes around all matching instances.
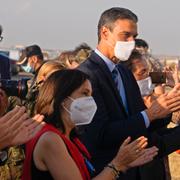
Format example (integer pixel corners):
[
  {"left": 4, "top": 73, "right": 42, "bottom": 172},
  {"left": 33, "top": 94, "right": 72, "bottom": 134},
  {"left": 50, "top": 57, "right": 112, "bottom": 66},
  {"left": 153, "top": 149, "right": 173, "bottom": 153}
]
[
  {"left": 24, "top": 60, "right": 65, "bottom": 116},
  {"left": 23, "top": 80, "right": 41, "bottom": 116},
  {"left": 172, "top": 111, "right": 180, "bottom": 124},
  {"left": 0, "top": 25, "right": 25, "bottom": 179},
  {"left": 16, "top": 45, "right": 44, "bottom": 116},
  {"left": 0, "top": 96, "right": 25, "bottom": 180}
]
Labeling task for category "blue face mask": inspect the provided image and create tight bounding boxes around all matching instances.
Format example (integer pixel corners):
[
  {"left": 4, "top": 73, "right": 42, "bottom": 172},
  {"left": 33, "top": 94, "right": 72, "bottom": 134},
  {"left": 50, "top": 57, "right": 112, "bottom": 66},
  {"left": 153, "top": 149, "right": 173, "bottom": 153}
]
[{"left": 22, "top": 64, "right": 34, "bottom": 73}]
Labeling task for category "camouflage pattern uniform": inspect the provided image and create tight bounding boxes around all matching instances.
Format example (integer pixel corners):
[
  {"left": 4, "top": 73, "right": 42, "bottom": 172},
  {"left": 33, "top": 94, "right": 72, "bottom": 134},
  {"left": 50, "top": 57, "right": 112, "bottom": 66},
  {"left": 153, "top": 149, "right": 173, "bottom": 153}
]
[
  {"left": 0, "top": 146, "right": 25, "bottom": 180},
  {"left": 0, "top": 97, "right": 25, "bottom": 180},
  {"left": 171, "top": 111, "right": 180, "bottom": 124},
  {"left": 22, "top": 65, "right": 43, "bottom": 116},
  {"left": 7, "top": 96, "right": 22, "bottom": 111},
  {"left": 75, "top": 48, "right": 92, "bottom": 64},
  {"left": 23, "top": 81, "right": 40, "bottom": 116}
]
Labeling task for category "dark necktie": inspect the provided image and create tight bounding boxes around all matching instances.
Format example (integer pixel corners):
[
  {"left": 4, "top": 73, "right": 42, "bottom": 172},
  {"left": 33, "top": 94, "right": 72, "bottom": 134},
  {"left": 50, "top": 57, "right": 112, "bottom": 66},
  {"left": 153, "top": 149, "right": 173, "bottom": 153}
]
[
  {"left": 112, "top": 66, "right": 119, "bottom": 89},
  {"left": 112, "top": 66, "right": 128, "bottom": 114}
]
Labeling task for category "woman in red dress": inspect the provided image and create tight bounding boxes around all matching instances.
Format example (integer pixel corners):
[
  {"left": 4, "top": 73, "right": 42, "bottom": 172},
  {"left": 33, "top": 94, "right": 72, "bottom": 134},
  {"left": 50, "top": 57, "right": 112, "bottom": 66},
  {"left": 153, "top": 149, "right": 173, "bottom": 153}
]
[{"left": 22, "top": 69, "right": 158, "bottom": 180}]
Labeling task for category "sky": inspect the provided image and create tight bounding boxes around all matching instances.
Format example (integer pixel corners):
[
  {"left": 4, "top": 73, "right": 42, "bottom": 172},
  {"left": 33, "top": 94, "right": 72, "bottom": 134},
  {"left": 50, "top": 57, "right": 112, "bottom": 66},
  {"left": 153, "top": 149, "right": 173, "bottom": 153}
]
[{"left": 0, "top": 0, "right": 180, "bottom": 55}]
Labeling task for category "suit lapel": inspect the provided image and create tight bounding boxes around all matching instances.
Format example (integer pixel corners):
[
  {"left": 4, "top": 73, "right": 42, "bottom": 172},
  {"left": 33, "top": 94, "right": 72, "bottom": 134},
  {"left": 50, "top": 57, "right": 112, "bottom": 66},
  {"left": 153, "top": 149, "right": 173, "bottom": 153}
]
[{"left": 89, "top": 52, "right": 127, "bottom": 115}]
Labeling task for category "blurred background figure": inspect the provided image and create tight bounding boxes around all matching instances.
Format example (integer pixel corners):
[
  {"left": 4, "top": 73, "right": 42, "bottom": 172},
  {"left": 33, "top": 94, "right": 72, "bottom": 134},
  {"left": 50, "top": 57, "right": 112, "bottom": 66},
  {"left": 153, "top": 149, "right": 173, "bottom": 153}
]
[
  {"left": 24, "top": 60, "right": 65, "bottom": 116},
  {"left": 35, "top": 60, "right": 65, "bottom": 85},
  {"left": 0, "top": 25, "right": 11, "bottom": 79},
  {"left": 122, "top": 50, "right": 164, "bottom": 104},
  {"left": 0, "top": 25, "right": 46, "bottom": 179},
  {"left": 58, "top": 42, "right": 92, "bottom": 69},
  {"left": 16, "top": 44, "right": 44, "bottom": 92},
  {"left": 15, "top": 45, "right": 44, "bottom": 115},
  {"left": 122, "top": 50, "right": 179, "bottom": 107},
  {"left": 122, "top": 50, "right": 180, "bottom": 180},
  {"left": 17, "top": 45, "right": 44, "bottom": 75},
  {"left": 0, "top": 87, "right": 44, "bottom": 180},
  {"left": 135, "top": 38, "right": 163, "bottom": 72}
]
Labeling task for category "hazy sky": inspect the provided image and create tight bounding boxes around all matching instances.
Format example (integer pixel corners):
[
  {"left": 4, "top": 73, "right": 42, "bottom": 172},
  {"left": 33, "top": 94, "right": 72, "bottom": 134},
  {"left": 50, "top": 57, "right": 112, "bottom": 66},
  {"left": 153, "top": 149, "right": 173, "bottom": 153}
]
[{"left": 0, "top": 0, "right": 180, "bottom": 55}]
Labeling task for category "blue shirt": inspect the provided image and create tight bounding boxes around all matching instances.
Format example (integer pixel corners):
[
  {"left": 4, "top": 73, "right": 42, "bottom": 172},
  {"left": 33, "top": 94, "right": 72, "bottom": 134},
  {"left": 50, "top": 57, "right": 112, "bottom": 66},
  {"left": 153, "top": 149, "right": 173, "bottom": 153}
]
[{"left": 95, "top": 49, "right": 150, "bottom": 128}]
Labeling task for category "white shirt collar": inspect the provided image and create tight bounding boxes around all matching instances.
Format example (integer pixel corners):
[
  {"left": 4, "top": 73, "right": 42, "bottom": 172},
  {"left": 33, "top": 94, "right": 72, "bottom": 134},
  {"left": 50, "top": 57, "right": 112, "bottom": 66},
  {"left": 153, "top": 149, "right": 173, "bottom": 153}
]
[{"left": 95, "top": 49, "right": 116, "bottom": 72}]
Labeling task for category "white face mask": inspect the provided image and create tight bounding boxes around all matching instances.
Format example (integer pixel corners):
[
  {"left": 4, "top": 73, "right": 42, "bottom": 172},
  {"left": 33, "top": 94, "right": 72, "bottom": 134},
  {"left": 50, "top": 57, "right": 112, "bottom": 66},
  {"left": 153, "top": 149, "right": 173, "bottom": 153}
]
[
  {"left": 22, "top": 64, "right": 34, "bottom": 73},
  {"left": 114, "top": 41, "right": 135, "bottom": 61},
  {"left": 63, "top": 96, "right": 97, "bottom": 126},
  {"left": 137, "top": 76, "right": 155, "bottom": 97}
]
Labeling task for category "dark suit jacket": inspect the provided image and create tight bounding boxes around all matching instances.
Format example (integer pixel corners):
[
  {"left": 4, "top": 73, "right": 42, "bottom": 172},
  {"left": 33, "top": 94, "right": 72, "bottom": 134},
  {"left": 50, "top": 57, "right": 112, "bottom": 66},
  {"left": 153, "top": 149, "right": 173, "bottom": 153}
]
[
  {"left": 78, "top": 52, "right": 149, "bottom": 179},
  {"left": 78, "top": 51, "right": 180, "bottom": 180},
  {"left": 0, "top": 54, "right": 10, "bottom": 79}
]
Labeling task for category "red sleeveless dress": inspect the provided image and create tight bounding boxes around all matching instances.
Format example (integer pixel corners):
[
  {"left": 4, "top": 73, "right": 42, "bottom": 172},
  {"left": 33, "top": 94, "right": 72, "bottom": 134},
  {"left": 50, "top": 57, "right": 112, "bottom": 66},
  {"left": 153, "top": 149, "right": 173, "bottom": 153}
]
[{"left": 22, "top": 124, "right": 91, "bottom": 180}]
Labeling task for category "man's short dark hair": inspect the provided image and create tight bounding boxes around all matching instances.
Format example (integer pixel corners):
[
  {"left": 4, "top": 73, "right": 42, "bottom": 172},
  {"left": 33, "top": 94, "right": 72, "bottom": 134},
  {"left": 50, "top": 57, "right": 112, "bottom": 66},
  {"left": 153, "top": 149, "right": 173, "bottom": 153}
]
[
  {"left": 97, "top": 7, "right": 138, "bottom": 42},
  {"left": 135, "top": 39, "right": 149, "bottom": 49},
  {"left": 17, "top": 44, "right": 43, "bottom": 65},
  {"left": 25, "top": 44, "right": 43, "bottom": 60}
]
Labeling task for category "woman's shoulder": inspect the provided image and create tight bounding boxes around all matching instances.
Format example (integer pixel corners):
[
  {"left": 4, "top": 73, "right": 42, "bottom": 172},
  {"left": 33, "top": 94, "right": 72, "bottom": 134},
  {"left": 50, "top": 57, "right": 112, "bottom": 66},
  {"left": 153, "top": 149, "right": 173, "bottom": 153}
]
[
  {"left": 33, "top": 124, "right": 71, "bottom": 160},
  {"left": 32, "top": 127, "right": 69, "bottom": 172},
  {"left": 37, "top": 130, "right": 66, "bottom": 150},
  {"left": 34, "top": 130, "right": 69, "bottom": 166}
]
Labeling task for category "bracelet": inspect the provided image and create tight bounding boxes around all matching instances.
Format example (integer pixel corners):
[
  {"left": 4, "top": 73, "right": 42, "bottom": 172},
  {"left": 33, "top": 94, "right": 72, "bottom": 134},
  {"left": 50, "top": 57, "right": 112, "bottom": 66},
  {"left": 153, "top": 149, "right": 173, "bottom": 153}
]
[{"left": 106, "top": 163, "right": 123, "bottom": 179}]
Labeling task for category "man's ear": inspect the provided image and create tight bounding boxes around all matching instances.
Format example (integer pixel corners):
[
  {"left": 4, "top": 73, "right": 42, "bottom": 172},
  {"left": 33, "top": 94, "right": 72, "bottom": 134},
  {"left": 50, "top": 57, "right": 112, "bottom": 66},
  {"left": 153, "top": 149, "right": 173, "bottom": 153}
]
[
  {"left": 32, "top": 56, "right": 38, "bottom": 63},
  {"left": 101, "top": 26, "right": 110, "bottom": 40}
]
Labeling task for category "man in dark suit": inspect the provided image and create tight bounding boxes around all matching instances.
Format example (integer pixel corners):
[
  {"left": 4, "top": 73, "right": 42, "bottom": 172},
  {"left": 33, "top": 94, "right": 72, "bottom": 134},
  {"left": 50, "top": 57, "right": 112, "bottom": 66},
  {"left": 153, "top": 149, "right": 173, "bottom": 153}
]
[{"left": 78, "top": 7, "right": 180, "bottom": 180}]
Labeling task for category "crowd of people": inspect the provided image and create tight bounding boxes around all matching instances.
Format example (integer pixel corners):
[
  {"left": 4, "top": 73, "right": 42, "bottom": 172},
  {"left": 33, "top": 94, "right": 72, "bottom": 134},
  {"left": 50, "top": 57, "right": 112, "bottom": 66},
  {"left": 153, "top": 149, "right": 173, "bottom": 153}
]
[{"left": 0, "top": 7, "right": 180, "bottom": 180}]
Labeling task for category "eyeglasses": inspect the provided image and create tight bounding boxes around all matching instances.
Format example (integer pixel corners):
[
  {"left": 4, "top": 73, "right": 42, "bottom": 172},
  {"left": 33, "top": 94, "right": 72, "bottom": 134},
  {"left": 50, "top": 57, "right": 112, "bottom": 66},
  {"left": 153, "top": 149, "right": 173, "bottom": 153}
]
[{"left": 0, "top": 36, "right": 3, "bottom": 42}]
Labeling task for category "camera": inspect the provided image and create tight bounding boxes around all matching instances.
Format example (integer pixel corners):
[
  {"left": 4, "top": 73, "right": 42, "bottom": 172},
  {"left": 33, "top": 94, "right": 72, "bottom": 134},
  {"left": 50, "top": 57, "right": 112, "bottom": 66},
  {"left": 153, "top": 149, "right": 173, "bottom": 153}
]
[
  {"left": 149, "top": 72, "right": 166, "bottom": 84},
  {"left": 0, "top": 78, "right": 29, "bottom": 99}
]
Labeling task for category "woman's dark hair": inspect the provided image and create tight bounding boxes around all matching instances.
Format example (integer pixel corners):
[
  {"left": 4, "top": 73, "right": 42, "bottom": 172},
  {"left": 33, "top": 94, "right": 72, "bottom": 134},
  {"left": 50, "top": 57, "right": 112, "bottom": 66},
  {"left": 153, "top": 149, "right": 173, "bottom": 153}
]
[
  {"left": 135, "top": 39, "right": 149, "bottom": 49},
  {"left": 35, "top": 69, "right": 89, "bottom": 133}
]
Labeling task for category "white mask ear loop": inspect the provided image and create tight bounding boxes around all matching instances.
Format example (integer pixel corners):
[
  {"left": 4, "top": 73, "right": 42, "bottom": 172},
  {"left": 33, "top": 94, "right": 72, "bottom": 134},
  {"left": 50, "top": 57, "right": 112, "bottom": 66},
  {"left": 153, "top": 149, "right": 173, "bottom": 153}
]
[
  {"left": 68, "top": 96, "right": 74, "bottom": 101},
  {"left": 62, "top": 96, "right": 74, "bottom": 114},
  {"left": 62, "top": 104, "right": 71, "bottom": 114}
]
